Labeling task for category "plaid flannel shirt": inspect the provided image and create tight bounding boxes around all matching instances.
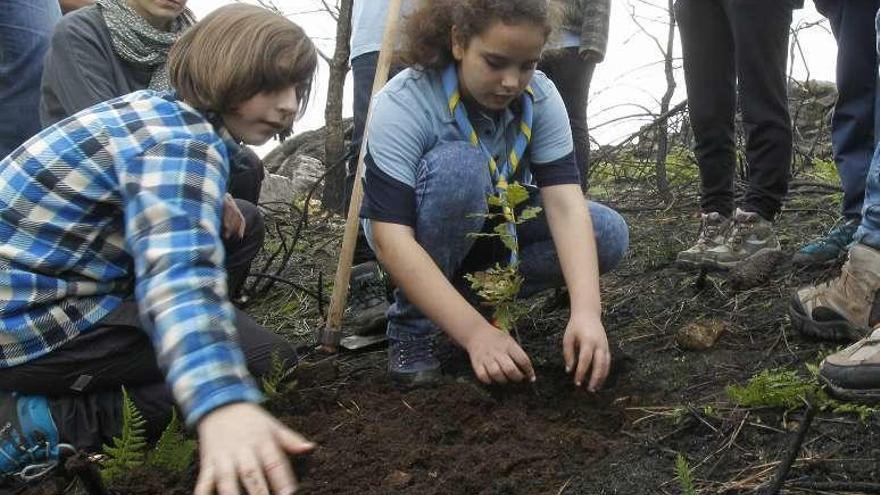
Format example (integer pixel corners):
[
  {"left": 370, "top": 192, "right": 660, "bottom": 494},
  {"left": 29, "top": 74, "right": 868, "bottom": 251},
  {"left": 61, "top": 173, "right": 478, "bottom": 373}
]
[{"left": 0, "top": 90, "right": 262, "bottom": 426}]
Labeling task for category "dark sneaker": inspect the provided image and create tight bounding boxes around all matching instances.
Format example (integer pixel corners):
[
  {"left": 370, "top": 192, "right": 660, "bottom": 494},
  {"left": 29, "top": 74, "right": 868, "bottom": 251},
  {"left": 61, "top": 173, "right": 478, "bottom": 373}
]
[
  {"left": 793, "top": 220, "right": 858, "bottom": 268},
  {"left": 790, "top": 243, "right": 880, "bottom": 342},
  {"left": 388, "top": 336, "right": 441, "bottom": 387},
  {"left": 676, "top": 212, "right": 731, "bottom": 268},
  {"left": 703, "top": 208, "right": 781, "bottom": 269},
  {"left": 1, "top": 393, "right": 71, "bottom": 483},
  {"left": 344, "top": 261, "right": 390, "bottom": 336},
  {"left": 819, "top": 326, "right": 880, "bottom": 404}
]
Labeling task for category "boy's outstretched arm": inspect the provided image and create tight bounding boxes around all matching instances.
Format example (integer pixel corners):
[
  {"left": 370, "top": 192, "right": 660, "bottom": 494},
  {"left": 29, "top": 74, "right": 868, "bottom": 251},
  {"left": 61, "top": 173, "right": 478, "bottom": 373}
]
[{"left": 121, "top": 137, "right": 311, "bottom": 493}]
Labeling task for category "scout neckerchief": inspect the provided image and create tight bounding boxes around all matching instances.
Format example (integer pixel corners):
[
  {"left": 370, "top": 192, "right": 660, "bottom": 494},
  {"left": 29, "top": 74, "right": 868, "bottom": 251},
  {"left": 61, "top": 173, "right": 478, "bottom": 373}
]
[{"left": 441, "top": 63, "right": 534, "bottom": 265}]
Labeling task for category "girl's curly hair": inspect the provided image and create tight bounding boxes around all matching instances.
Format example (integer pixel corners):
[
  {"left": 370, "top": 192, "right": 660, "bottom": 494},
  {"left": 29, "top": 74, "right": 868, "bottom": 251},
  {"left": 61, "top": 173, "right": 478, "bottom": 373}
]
[{"left": 401, "top": 0, "right": 552, "bottom": 71}]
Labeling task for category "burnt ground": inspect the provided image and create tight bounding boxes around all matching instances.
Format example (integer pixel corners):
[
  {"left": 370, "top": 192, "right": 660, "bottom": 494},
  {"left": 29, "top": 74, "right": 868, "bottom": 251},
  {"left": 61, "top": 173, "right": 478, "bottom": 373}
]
[{"left": 22, "top": 181, "right": 880, "bottom": 495}]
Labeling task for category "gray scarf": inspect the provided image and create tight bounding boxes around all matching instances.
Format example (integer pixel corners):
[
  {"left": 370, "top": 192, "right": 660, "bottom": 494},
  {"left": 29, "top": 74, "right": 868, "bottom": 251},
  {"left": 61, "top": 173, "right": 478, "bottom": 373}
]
[{"left": 96, "top": 0, "right": 195, "bottom": 92}]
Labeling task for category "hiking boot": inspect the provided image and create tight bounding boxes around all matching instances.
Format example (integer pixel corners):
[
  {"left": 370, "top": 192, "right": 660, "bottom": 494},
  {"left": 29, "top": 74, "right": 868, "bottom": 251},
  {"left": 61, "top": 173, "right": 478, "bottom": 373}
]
[
  {"left": 703, "top": 208, "right": 781, "bottom": 269},
  {"left": 676, "top": 212, "right": 731, "bottom": 268},
  {"left": 0, "top": 393, "right": 71, "bottom": 484},
  {"left": 344, "top": 261, "right": 391, "bottom": 336},
  {"left": 790, "top": 243, "right": 880, "bottom": 341},
  {"left": 388, "top": 336, "right": 441, "bottom": 388},
  {"left": 792, "top": 220, "right": 859, "bottom": 268},
  {"left": 819, "top": 326, "right": 880, "bottom": 404}
]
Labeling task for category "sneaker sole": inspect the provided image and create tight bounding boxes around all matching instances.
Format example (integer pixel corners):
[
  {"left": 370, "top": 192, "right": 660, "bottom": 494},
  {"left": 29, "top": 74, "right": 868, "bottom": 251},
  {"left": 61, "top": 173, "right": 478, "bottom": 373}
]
[
  {"left": 788, "top": 295, "right": 867, "bottom": 342},
  {"left": 675, "top": 256, "right": 723, "bottom": 271},
  {"left": 389, "top": 368, "right": 442, "bottom": 389},
  {"left": 820, "top": 375, "right": 880, "bottom": 404}
]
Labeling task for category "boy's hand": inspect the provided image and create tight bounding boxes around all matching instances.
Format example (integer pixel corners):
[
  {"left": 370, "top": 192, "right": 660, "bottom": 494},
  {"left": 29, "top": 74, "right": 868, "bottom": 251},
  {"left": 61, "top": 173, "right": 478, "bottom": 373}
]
[
  {"left": 562, "top": 314, "right": 610, "bottom": 392},
  {"left": 195, "top": 403, "right": 315, "bottom": 495},
  {"left": 465, "top": 323, "right": 535, "bottom": 384},
  {"left": 222, "top": 193, "right": 246, "bottom": 240}
]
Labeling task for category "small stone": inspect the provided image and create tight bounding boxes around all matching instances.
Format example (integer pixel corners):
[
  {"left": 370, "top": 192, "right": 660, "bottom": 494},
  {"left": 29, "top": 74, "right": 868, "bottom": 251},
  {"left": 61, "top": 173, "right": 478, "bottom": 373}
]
[
  {"left": 384, "top": 470, "right": 412, "bottom": 488},
  {"left": 676, "top": 320, "right": 725, "bottom": 350}
]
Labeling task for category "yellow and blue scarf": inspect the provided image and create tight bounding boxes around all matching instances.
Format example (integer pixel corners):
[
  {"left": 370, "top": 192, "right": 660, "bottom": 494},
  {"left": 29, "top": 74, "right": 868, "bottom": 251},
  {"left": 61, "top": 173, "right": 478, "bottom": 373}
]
[{"left": 441, "top": 64, "right": 534, "bottom": 264}]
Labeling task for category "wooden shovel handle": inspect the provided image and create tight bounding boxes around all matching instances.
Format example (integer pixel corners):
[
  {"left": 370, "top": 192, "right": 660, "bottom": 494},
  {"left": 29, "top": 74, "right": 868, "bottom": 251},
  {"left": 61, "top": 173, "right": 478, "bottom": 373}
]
[{"left": 319, "top": 0, "right": 404, "bottom": 352}]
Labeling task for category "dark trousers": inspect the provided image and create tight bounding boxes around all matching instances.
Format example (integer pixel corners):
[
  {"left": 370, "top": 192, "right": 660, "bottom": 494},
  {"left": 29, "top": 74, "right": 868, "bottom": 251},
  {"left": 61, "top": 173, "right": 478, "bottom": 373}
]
[
  {"left": 815, "top": 0, "right": 880, "bottom": 221},
  {"left": 675, "top": 0, "right": 794, "bottom": 220},
  {"left": 538, "top": 47, "right": 596, "bottom": 191},
  {"left": 0, "top": 201, "right": 289, "bottom": 452},
  {"left": 226, "top": 199, "right": 266, "bottom": 297}
]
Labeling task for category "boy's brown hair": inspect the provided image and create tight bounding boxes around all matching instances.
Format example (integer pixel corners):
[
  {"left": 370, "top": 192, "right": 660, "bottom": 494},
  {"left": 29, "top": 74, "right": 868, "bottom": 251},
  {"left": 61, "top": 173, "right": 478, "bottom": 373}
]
[{"left": 168, "top": 4, "right": 317, "bottom": 116}]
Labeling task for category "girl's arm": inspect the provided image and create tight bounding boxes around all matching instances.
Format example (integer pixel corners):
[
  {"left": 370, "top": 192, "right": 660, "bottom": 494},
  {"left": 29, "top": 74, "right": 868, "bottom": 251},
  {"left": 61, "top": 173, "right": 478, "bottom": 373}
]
[
  {"left": 540, "top": 183, "right": 610, "bottom": 391},
  {"left": 372, "top": 221, "right": 535, "bottom": 384}
]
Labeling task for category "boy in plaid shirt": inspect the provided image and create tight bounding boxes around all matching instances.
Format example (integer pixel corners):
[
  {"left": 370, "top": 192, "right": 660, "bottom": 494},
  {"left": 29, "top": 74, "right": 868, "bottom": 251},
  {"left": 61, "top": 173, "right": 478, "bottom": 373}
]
[{"left": 0, "top": 5, "right": 316, "bottom": 493}]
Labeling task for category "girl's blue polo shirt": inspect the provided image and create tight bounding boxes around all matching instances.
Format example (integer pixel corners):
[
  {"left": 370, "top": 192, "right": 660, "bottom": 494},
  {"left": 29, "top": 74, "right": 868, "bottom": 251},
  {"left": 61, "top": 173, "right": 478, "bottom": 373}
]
[{"left": 361, "top": 68, "right": 579, "bottom": 226}]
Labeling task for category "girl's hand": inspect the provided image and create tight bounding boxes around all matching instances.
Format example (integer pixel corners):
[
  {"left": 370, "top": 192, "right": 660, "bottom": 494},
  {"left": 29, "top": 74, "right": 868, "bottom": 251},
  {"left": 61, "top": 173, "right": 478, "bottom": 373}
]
[
  {"left": 195, "top": 403, "right": 315, "bottom": 495},
  {"left": 562, "top": 314, "right": 610, "bottom": 392},
  {"left": 465, "top": 323, "right": 535, "bottom": 384}
]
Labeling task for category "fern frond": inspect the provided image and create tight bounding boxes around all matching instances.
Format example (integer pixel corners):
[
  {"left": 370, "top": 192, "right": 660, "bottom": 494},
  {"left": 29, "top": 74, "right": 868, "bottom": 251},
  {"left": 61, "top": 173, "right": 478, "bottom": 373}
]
[
  {"left": 101, "top": 387, "right": 147, "bottom": 484},
  {"left": 148, "top": 409, "right": 197, "bottom": 473},
  {"left": 261, "top": 350, "right": 290, "bottom": 397}
]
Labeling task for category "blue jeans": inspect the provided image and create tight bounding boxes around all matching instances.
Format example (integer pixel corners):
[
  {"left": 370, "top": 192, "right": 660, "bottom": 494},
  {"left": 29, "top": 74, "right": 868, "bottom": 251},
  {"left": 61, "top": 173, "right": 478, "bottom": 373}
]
[
  {"left": 0, "top": 0, "right": 60, "bottom": 159},
  {"left": 815, "top": 0, "right": 880, "bottom": 221},
  {"left": 364, "top": 142, "right": 629, "bottom": 341},
  {"left": 853, "top": 11, "right": 880, "bottom": 249}
]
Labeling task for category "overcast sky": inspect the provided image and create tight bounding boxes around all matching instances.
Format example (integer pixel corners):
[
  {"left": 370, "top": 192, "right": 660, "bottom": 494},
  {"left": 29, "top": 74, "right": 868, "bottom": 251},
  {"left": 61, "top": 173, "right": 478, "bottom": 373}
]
[{"left": 188, "top": 0, "right": 836, "bottom": 153}]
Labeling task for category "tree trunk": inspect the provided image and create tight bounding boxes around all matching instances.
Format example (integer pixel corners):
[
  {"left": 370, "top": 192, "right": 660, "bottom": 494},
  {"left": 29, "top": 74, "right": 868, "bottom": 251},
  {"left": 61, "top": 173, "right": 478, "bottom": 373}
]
[
  {"left": 321, "top": 0, "right": 353, "bottom": 214},
  {"left": 654, "top": 0, "right": 676, "bottom": 199}
]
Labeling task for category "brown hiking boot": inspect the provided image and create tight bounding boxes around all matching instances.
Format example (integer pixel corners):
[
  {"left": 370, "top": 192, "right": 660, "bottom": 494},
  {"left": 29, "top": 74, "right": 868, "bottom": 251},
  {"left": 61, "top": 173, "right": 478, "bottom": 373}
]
[
  {"left": 819, "top": 325, "right": 880, "bottom": 403},
  {"left": 676, "top": 212, "right": 731, "bottom": 268},
  {"left": 789, "top": 243, "right": 880, "bottom": 342},
  {"left": 702, "top": 209, "right": 781, "bottom": 270}
]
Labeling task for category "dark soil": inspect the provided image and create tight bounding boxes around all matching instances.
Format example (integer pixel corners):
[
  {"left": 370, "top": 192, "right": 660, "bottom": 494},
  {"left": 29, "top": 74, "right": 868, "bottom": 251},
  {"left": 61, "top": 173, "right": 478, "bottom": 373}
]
[{"left": 25, "top": 186, "right": 880, "bottom": 495}]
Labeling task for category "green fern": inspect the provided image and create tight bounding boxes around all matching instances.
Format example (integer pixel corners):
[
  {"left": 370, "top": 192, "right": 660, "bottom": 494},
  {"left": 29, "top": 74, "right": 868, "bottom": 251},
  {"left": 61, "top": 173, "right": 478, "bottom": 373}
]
[
  {"left": 261, "top": 350, "right": 290, "bottom": 397},
  {"left": 727, "top": 367, "right": 878, "bottom": 422},
  {"left": 147, "top": 409, "right": 196, "bottom": 473},
  {"left": 101, "top": 387, "right": 147, "bottom": 483},
  {"left": 675, "top": 453, "right": 696, "bottom": 495}
]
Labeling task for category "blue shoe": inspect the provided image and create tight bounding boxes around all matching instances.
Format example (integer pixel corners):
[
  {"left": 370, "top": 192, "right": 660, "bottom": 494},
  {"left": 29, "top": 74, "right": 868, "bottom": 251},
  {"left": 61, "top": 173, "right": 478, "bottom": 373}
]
[
  {"left": 0, "top": 392, "right": 70, "bottom": 483},
  {"left": 388, "top": 337, "right": 441, "bottom": 387},
  {"left": 793, "top": 220, "right": 859, "bottom": 267}
]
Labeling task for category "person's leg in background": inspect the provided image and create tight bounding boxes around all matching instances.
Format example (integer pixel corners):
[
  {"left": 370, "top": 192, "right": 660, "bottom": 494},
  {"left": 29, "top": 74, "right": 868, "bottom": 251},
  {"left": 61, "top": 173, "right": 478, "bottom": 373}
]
[
  {"left": 795, "top": 0, "right": 880, "bottom": 266},
  {"left": 673, "top": 0, "right": 738, "bottom": 267},
  {"left": 700, "top": 0, "right": 793, "bottom": 270},
  {"left": 797, "top": 91, "right": 880, "bottom": 403},
  {"left": 538, "top": 48, "right": 596, "bottom": 191},
  {"left": 0, "top": 0, "right": 61, "bottom": 158}
]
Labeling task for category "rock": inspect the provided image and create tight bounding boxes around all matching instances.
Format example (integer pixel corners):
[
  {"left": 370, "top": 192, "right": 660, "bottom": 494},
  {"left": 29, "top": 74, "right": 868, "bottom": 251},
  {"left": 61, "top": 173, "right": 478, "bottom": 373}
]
[
  {"left": 259, "top": 171, "right": 297, "bottom": 206},
  {"left": 258, "top": 154, "right": 326, "bottom": 206},
  {"left": 275, "top": 154, "right": 325, "bottom": 195},
  {"left": 676, "top": 320, "right": 725, "bottom": 350}
]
